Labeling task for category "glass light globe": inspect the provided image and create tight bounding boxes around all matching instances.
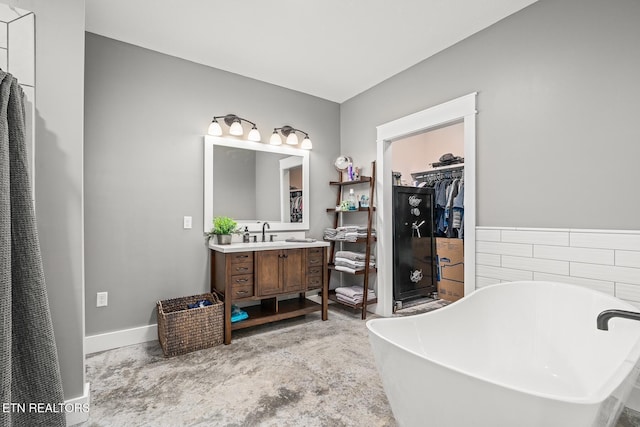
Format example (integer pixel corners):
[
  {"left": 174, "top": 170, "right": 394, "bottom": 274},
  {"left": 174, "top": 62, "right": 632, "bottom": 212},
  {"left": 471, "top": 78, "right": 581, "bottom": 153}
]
[
  {"left": 286, "top": 132, "right": 299, "bottom": 145},
  {"left": 247, "top": 127, "right": 261, "bottom": 142},
  {"left": 270, "top": 131, "right": 282, "bottom": 145},
  {"left": 229, "top": 120, "right": 244, "bottom": 136},
  {"left": 207, "top": 120, "right": 222, "bottom": 136},
  {"left": 301, "top": 136, "right": 312, "bottom": 150}
]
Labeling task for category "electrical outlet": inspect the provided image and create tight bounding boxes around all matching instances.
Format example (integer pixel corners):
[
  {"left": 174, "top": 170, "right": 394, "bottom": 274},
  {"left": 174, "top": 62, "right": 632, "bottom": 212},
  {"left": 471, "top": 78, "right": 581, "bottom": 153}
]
[
  {"left": 183, "top": 216, "right": 192, "bottom": 229},
  {"left": 96, "top": 292, "right": 108, "bottom": 307}
]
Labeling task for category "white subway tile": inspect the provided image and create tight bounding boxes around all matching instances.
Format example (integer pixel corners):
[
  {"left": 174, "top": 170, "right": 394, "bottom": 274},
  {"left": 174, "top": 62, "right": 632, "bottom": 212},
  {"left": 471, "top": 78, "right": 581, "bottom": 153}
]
[
  {"left": 617, "top": 251, "right": 640, "bottom": 268},
  {"left": 476, "top": 228, "right": 501, "bottom": 242},
  {"left": 503, "top": 255, "right": 569, "bottom": 275},
  {"left": 622, "top": 300, "right": 640, "bottom": 311},
  {"left": 534, "top": 245, "right": 614, "bottom": 265},
  {"left": 570, "top": 232, "right": 640, "bottom": 251},
  {"left": 615, "top": 283, "right": 640, "bottom": 303},
  {"left": 571, "top": 262, "right": 640, "bottom": 286},
  {"left": 476, "top": 276, "right": 501, "bottom": 288},
  {"left": 502, "top": 230, "right": 569, "bottom": 246},
  {"left": 533, "top": 272, "right": 614, "bottom": 295},
  {"left": 7, "top": 13, "right": 34, "bottom": 86},
  {"left": 476, "top": 241, "right": 532, "bottom": 257},
  {"left": 476, "top": 265, "right": 533, "bottom": 282},
  {"left": 476, "top": 252, "right": 501, "bottom": 267}
]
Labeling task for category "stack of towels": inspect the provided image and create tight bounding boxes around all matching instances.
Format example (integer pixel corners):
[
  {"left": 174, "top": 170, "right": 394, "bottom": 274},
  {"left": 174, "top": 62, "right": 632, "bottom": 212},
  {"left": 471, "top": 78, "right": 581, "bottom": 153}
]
[
  {"left": 324, "top": 226, "right": 376, "bottom": 242},
  {"left": 334, "top": 250, "right": 375, "bottom": 274},
  {"left": 335, "top": 285, "right": 376, "bottom": 305}
]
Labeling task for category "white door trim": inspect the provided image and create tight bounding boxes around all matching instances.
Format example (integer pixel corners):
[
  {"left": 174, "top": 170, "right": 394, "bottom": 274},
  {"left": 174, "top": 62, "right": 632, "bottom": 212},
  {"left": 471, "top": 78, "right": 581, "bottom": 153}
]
[{"left": 375, "top": 92, "right": 477, "bottom": 317}]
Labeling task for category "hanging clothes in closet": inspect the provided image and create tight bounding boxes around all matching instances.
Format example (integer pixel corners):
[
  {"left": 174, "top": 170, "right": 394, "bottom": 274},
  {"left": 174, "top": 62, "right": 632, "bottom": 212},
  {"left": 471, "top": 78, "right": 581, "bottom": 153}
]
[{"left": 411, "top": 166, "right": 464, "bottom": 239}]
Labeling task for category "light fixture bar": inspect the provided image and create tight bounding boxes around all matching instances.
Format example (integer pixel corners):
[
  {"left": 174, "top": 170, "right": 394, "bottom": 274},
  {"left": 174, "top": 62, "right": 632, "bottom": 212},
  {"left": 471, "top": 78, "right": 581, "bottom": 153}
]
[
  {"left": 207, "top": 113, "right": 261, "bottom": 141},
  {"left": 272, "top": 125, "right": 312, "bottom": 150}
]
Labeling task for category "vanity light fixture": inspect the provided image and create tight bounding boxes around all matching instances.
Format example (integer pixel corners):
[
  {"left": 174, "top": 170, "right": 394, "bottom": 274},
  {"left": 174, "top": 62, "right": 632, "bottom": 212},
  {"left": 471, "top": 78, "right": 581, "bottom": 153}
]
[
  {"left": 207, "top": 114, "right": 261, "bottom": 142},
  {"left": 270, "top": 125, "right": 313, "bottom": 150}
]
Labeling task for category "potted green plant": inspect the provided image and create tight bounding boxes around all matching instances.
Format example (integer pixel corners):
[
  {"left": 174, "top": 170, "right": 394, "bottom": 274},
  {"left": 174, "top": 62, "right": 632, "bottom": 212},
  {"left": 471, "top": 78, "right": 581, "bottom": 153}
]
[{"left": 207, "top": 216, "right": 240, "bottom": 245}]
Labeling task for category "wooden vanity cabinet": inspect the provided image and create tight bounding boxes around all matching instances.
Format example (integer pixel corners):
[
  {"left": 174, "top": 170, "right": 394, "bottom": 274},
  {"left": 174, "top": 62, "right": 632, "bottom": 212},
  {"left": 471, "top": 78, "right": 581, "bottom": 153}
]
[
  {"left": 256, "top": 249, "right": 304, "bottom": 296},
  {"left": 210, "top": 245, "right": 328, "bottom": 344}
]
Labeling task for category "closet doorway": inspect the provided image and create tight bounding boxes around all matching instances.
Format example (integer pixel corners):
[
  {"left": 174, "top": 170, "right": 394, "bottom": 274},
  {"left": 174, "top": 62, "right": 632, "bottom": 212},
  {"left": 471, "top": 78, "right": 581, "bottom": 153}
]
[
  {"left": 391, "top": 122, "right": 464, "bottom": 306},
  {"left": 375, "top": 93, "right": 477, "bottom": 317}
]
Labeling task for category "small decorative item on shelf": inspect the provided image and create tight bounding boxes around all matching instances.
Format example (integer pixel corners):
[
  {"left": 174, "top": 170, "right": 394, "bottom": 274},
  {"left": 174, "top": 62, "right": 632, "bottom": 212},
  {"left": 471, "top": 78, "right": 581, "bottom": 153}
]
[
  {"left": 360, "top": 195, "right": 370, "bottom": 208},
  {"left": 207, "top": 216, "right": 240, "bottom": 245}
]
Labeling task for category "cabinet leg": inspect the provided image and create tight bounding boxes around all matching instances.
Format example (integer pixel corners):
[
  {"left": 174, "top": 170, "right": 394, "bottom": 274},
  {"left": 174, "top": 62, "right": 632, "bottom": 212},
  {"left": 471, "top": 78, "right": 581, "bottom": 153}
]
[{"left": 224, "top": 295, "right": 232, "bottom": 345}]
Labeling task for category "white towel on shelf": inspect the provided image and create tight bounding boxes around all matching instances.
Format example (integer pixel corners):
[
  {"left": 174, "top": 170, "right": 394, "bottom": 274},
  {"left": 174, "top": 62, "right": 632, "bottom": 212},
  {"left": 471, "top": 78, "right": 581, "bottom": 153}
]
[
  {"left": 335, "top": 285, "right": 376, "bottom": 299},
  {"left": 334, "top": 257, "right": 375, "bottom": 269},
  {"left": 334, "top": 265, "right": 358, "bottom": 274},
  {"left": 335, "top": 251, "right": 375, "bottom": 262},
  {"left": 336, "top": 292, "right": 376, "bottom": 305}
]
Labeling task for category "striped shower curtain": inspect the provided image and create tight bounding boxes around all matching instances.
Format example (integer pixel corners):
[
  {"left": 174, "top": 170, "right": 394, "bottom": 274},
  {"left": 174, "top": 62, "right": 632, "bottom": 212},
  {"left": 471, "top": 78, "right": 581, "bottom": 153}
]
[{"left": 0, "top": 71, "right": 65, "bottom": 426}]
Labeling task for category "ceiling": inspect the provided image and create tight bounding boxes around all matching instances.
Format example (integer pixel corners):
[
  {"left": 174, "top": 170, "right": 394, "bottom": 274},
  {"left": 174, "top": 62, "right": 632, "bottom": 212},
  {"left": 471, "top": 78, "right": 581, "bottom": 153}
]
[{"left": 85, "top": 0, "right": 538, "bottom": 103}]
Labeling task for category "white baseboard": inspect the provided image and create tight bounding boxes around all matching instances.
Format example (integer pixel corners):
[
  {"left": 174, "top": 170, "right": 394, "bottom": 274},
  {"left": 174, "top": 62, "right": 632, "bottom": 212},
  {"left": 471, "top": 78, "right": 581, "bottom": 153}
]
[
  {"left": 65, "top": 382, "right": 90, "bottom": 426},
  {"left": 85, "top": 324, "right": 157, "bottom": 354}
]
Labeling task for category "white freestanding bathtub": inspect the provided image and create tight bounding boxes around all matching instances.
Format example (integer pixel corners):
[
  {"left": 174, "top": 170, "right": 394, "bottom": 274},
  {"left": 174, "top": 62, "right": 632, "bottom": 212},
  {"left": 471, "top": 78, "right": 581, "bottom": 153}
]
[{"left": 367, "top": 281, "right": 640, "bottom": 427}]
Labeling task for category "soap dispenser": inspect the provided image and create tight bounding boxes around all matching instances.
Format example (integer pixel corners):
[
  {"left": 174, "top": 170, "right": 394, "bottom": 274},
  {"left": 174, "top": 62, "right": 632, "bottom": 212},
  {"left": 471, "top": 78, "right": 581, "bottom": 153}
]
[{"left": 242, "top": 226, "right": 250, "bottom": 243}]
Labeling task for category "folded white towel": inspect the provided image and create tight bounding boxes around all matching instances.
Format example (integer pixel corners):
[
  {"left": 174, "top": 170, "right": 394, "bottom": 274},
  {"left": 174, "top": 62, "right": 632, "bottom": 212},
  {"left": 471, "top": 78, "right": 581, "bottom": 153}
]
[
  {"left": 334, "top": 265, "right": 358, "bottom": 274},
  {"left": 335, "top": 251, "right": 375, "bottom": 262},
  {"left": 335, "top": 285, "right": 376, "bottom": 299},
  {"left": 334, "top": 257, "right": 369, "bottom": 269},
  {"left": 336, "top": 293, "right": 376, "bottom": 305}
]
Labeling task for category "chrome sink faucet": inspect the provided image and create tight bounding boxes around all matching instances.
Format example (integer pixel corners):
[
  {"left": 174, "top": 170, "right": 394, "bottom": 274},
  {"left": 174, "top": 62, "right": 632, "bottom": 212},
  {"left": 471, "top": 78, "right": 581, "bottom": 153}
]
[
  {"left": 262, "top": 222, "right": 270, "bottom": 242},
  {"left": 597, "top": 309, "right": 640, "bottom": 330}
]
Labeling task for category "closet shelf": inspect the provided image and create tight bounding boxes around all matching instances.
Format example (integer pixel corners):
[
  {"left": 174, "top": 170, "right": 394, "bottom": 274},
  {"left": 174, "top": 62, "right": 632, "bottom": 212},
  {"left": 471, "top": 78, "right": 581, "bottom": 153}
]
[{"left": 328, "top": 290, "right": 378, "bottom": 309}]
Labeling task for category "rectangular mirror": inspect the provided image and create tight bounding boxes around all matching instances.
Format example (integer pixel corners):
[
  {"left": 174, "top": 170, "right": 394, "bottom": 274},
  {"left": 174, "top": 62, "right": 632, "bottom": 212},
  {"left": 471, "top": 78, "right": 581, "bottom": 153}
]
[{"left": 204, "top": 136, "right": 310, "bottom": 233}]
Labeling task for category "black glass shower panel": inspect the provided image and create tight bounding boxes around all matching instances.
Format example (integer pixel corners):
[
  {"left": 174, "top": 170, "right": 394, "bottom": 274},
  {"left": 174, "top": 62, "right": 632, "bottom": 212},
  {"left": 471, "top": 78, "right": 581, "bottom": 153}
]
[{"left": 392, "top": 186, "right": 436, "bottom": 301}]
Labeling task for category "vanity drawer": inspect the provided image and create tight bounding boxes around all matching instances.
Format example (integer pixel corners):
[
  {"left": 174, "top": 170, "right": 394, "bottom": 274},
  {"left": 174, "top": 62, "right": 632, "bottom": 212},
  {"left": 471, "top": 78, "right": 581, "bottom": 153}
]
[
  {"left": 308, "top": 247, "right": 324, "bottom": 256},
  {"left": 231, "top": 262, "right": 254, "bottom": 275},
  {"left": 230, "top": 252, "right": 253, "bottom": 264},
  {"left": 307, "top": 255, "right": 323, "bottom": 267},
  {"left": 231, "top": 273, "right": 253, "bottom": 287},
  {"left": 231, "top": 283, "right": 254, "bottom": 299},
  {"left": 308, "top": 266, "right": 323, "bottom": 276},
  {"left": 307, "top": 275, "right": 323, "bottom": 290}
]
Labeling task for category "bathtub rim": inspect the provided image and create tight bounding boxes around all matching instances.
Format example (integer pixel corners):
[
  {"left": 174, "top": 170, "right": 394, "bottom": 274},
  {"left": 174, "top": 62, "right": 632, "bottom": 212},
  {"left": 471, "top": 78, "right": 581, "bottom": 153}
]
[{"left": 367, "top": 280, "right": 640, "bottom": 406}]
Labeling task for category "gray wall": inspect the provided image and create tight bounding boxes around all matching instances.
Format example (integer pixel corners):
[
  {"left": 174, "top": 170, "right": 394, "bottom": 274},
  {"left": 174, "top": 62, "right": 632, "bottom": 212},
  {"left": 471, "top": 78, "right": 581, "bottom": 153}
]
[
  {"left": 341, "top": 0, "right": 640, "bottom": 230},
  {"left": 84, "top": 33, "right": 339, "bottom": 335},
  {"left": 1, "top": 0, "right": 86, "bottom": 400}
]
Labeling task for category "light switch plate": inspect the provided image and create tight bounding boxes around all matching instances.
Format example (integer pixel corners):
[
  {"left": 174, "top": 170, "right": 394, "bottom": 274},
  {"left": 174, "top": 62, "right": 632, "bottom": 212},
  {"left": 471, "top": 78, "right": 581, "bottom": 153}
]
[
  {"left": 96, "top": 292, "right": 108, "bottom": 307},
  {"left": 183, "top": 216, "right": 192, "bottom": 229}
]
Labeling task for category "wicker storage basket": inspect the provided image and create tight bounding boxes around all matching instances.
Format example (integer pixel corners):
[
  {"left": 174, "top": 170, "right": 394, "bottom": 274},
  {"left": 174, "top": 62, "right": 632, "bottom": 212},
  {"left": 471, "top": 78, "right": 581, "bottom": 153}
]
[{"left": 157, "top": 292, "right": 224, "bottom": 357}]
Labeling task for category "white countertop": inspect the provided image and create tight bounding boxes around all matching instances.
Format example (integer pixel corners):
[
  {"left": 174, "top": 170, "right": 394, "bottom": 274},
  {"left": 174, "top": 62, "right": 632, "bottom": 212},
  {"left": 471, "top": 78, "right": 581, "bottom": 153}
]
[{"left": 209, "top": 239, "right": 330, "bottom": 253}]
